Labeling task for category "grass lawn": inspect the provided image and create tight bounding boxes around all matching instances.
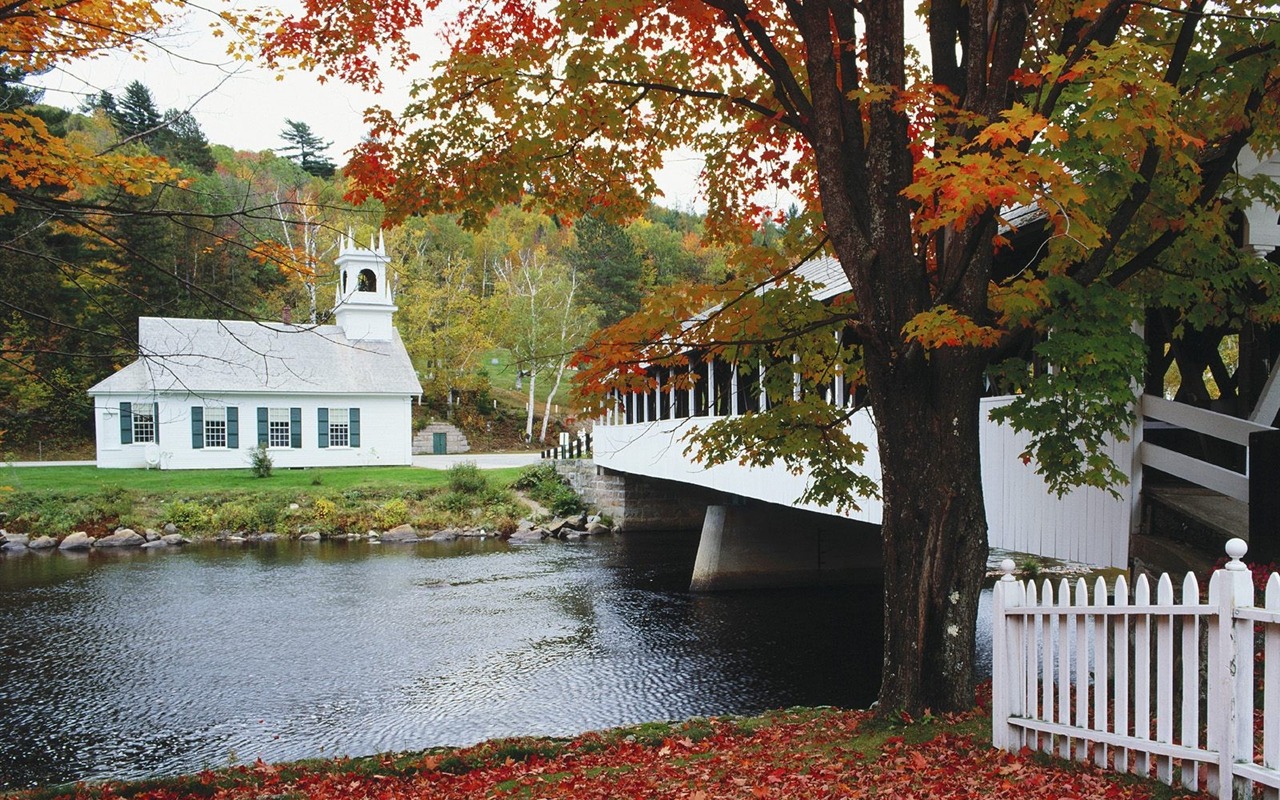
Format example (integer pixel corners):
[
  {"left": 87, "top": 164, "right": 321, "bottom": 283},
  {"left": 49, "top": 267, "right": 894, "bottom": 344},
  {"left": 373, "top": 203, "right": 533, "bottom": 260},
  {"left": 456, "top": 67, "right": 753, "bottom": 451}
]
[
  {"left": 0, "top": 703, "right": 1202, "bottom": 800},
  {"left": 480, "top": 347, "right": 575, "bottom": 408},
  {"left": 1, "top": 465, "right": 525, "bottom": 495}
]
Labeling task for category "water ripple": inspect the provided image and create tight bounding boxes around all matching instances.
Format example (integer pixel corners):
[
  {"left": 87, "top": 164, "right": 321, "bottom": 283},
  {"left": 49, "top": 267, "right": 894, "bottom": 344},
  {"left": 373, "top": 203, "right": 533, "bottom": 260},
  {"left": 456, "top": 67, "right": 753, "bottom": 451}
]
[{"left": 0, "top": 534, "right": 926, "bottom": 789}]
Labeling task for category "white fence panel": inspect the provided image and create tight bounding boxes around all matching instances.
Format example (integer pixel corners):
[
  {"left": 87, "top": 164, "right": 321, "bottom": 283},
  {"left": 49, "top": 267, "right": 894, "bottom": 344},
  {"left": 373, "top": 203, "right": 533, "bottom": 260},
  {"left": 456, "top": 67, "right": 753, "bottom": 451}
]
[{"left": 993, "top": 539, "right": 1280, "bottom": 800}]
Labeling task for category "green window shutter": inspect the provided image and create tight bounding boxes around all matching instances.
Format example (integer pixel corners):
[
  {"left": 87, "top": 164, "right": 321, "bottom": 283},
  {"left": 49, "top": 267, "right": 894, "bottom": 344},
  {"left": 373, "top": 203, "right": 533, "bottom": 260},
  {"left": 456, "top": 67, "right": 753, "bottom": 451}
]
[
  {"left": 120, "top": 402, "right": 133, "bottom": 445},
  {"left": 257, "top": 407, "right": 268, "bottom": 446},
  {"left": 349, "top": 408, "right": 360, "bottom": 447},
  {"left": 191, "top": 407, "right": 204, "bottom": 449},
  {"left": 290, "top": 407, "right": 302, "bottom": 448},
  {"left": 226, "top": 407, "right": 239, "bottom": 449},
  {"left": 153, "top": 404, "right": 159, "bottom": 444},
  {"left": 317, "top": 408, "right": 329, "bottom": 448}
]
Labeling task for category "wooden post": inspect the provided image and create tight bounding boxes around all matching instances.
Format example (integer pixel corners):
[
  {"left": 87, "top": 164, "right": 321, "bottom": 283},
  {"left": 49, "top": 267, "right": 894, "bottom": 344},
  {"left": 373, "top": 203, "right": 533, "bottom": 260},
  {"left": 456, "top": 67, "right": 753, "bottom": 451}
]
[
  {"left": 708, "top": 358, "right": 716, "bottom": 416},
  {"left": 1206, "top": 538, "right": 1254, "bottom": 799},
  {"left": 730, "top": 362, "right": 739, "bottom": 416},
  {"left": 1249, "top": 429, "right": 1280, "bottom": 564},
  {"left": 687, "top": 362, "right": 695, "bottom": 417},
  {"left": 991, "top": 558, "right": 1025, "bottom": 750}
]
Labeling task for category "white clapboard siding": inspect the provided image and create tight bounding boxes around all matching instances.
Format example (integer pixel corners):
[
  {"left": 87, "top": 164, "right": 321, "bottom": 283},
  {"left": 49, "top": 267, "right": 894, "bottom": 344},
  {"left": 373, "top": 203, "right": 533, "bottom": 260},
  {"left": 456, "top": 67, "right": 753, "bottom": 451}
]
[{"left": 992, "top": 539, "right": 1280, "bottom": 800}]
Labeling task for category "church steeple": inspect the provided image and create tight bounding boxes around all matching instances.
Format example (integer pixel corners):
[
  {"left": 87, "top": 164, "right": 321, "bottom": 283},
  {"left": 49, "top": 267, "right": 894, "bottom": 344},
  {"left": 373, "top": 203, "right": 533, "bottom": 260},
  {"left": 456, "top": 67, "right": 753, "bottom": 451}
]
[{"left": 333, "top": 232, "right": 397, "bottom": 341}]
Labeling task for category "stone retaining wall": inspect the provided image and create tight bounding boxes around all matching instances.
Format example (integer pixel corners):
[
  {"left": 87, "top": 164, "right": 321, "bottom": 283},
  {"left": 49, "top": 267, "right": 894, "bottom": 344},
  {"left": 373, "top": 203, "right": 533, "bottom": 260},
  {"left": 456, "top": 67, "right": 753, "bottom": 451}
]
[
  {"left": 552, "top": 459, "right": 724, "bottom": 531},
  {"left": 413, "top": 423, "right": 470, "bottom": 455}
]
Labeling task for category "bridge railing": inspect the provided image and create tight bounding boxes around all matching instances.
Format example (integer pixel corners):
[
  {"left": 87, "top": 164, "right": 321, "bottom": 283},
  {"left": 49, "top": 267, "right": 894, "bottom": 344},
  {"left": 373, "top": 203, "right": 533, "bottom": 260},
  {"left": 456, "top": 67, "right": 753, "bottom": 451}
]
[
  {"left": 1139, "top": 394, "right": 1273, "bottom": 503},
  {"left": 1140, "top": 394, "right": 1280, "bottom": 560},
  {"left": 541, "top": 433, "right": 592, "bottom": 461}
]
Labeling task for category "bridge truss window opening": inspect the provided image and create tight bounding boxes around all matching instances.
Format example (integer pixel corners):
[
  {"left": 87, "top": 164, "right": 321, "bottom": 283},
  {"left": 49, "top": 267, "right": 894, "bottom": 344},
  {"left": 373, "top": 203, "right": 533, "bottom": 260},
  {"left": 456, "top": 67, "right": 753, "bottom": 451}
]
[
  {"left": 693, "top": 356, "right": 710, "bottom": 416},
  {"left": 712, "top": 357, "right": 733, "bottom": 415},
  {"left": 737, "top": 359, "right": 761, "bottom": 413}
]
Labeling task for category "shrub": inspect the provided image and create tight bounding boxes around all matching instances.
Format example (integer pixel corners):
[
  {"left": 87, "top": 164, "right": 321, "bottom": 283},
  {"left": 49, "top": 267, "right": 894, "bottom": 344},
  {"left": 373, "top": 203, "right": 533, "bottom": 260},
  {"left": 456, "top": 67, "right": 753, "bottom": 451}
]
[
  {"left": 248, "top": 444, "right": 273, "bottom": 478},
  {"left": 12, "top": 495, "right": 79, "bottom": 534},
  {"left": 251, "top": 501, "right": 280, "bottom": 531},
  {"left": 91, "top": 484, "right": 135, "bottom": 522},
  {"left": 510, "top": 463, "right": 561, "bottom": 491},
  {"left": 540, "top": 482, "right": 584, "bottom": 517},
  {"left": 312, "top": 497, "right": 336, "bottom": 520},
  {"left": 374, "top": 498, "right": 410, "bottom": 530},
  {"left": 212, "top": 502, "right": 256, "bottom": 532},
  {"left": 447, "top": 462, "right": 488, "bottom": 494},
  {"left": 166, "top": 500, "right": 213, "bottom": 530},
  {"left": 435, "top": 491, "right": 475, "bottom": 514},
  {"left": 512, "top": 463, "right": 584, "bottom": 516}
]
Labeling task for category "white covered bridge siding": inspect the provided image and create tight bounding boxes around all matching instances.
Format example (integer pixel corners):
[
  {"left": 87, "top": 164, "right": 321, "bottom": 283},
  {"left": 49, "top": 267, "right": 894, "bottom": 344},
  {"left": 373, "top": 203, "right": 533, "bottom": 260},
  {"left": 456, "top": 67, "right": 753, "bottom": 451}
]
[
  {"left": 590, "top": 252, "right": 1138, "bottom": 572},
  {"left": 595, "top": 388, "right": 1138, "bottom": 570}
]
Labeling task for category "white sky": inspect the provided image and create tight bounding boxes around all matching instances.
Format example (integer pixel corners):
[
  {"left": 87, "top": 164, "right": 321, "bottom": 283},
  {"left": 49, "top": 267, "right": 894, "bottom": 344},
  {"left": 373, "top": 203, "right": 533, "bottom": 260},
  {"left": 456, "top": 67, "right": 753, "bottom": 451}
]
[
  {"left": 30, "top": 5, "right": 928, "bottom": 215},
  {"left": 30, "top": 4, "right": 712, "bottom": 211}
]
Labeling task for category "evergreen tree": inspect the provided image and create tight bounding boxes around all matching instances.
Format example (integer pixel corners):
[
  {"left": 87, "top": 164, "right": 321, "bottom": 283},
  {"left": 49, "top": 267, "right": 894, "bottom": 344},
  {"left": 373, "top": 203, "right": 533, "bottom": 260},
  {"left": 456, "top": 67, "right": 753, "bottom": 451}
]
[
  {"left": 566, "top": 212, "right": 643, "bottom": 326},
  {"left": 277, "top": 119, "right": 337, "bottom": 178},
  {"left": 0, "top": 66, "right": 42, "bottom": 112},
  {"left": 155, "top": 110, "right": 216, "bottom": 173},
  {"left": 111, "top": 80, "right": 162, "bottom": 141},
  {"left": 79, "top": 89, "right": 116, "bottom": 117}
]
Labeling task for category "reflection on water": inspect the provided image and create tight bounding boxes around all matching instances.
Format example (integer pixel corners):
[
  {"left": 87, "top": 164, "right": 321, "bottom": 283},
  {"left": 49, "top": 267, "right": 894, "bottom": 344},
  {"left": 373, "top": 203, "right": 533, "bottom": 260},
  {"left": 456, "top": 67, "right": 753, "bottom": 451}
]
[{"left": 0, "top": 532, "right": 947, "bottom": 789}]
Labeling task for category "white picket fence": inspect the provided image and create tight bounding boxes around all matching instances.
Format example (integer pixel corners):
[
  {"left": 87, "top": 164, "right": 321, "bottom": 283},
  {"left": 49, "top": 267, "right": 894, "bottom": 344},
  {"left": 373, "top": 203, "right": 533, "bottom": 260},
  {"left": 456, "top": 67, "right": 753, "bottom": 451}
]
[{"left": 992, "top": 539, "right": 1280, "bottom": 799}]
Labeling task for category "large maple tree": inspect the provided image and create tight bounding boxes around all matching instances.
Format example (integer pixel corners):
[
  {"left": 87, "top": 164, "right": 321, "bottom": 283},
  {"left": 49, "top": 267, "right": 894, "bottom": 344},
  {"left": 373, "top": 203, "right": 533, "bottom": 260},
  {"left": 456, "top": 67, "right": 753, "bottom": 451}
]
[{"left": 265, "top": 1, "right": 1280, "bottom": 714}]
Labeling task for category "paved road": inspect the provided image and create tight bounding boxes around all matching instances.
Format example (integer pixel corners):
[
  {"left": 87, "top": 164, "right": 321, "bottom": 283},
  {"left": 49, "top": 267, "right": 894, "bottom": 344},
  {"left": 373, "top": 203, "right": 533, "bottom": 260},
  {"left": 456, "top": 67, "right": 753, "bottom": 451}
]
[
  {"left": 8, "top": 455, "right": 544, "bottom": 470},
  {"left": 412, "top": 452, "right": 542, "bottom": 470}
]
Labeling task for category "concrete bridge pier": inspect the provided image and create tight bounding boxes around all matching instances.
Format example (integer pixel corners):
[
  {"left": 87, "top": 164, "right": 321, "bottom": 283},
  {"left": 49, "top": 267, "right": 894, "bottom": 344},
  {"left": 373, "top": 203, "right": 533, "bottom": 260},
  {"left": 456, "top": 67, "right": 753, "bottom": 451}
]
[{"left": 690, "top": 503, "right": 882, "bottom": 591}]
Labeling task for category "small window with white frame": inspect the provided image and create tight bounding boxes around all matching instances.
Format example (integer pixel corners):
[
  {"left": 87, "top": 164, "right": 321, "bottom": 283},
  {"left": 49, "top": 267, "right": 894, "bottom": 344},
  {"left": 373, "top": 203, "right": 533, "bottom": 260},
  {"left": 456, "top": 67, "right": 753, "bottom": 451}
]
[
  {"left": 328, "top": 407, "right": 350, "bottom": 448},
  {"left": 268, "top": 407, "right": 291, "bottom": 448},
  {"left": 204, "top": 407, "right": 227, "bottom": 448},
  {"left": 132, "top": 402, "right": 155, "bottom": 444}
]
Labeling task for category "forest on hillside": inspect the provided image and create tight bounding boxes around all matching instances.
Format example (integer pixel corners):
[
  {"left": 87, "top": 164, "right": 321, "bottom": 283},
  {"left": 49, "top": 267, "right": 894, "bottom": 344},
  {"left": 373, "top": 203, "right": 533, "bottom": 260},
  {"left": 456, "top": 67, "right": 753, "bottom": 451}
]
[{"left": 0, "top": 74, "right": 740, "bottom": 454}]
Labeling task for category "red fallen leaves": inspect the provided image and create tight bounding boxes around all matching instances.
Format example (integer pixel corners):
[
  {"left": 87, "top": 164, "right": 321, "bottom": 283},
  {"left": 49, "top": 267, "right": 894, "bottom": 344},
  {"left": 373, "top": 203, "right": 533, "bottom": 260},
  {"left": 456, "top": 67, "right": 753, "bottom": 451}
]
[{"left": 22, "top": 708, "right": 1208, "bottom": 800}]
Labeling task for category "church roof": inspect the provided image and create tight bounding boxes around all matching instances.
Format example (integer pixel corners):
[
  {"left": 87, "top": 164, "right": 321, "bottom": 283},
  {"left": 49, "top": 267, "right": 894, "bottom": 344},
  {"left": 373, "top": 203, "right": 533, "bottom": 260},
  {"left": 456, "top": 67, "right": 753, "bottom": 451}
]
[{"left": 88, "top": 317, "right": 422, "bottom": 397}]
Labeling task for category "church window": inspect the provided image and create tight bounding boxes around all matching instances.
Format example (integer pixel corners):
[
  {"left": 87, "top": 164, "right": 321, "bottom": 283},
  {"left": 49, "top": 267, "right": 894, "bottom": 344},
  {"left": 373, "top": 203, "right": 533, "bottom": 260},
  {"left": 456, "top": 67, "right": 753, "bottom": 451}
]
[
  {"left": 328, "top": 408, "right": 350, "bottom": 447},
  {"left": 204, "top": 407, "right": 227, "bottom": 448},
  {"left": 269, "top": 408, "right": 292, "bottom": 448},
  {"left": 132, "top": 402, "right": 155, "bottom": 444}
]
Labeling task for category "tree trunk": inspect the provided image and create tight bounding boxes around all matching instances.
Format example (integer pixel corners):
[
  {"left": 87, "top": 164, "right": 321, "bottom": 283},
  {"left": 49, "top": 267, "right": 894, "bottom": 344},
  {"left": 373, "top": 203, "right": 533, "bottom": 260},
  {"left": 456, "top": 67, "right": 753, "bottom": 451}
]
[
  {"left": 869, "top": 349, "right": 990, "bottom": 715},
  {"left": 525, "top": 370, "right": 537, "bottom": 441},
  {"left": 540, "top": 357, "right": 568, "bottom": 442}
]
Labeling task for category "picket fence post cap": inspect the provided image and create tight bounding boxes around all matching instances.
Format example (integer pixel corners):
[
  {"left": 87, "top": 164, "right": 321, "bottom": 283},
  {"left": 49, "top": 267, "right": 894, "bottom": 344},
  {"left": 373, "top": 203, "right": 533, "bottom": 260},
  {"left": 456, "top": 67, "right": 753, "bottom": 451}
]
[
  {"left": 1224, "top": 537, "right": 1248, "bottom": 569},
  {"left": 999, "top": 558, "right": 1016, "bottom": 580}
]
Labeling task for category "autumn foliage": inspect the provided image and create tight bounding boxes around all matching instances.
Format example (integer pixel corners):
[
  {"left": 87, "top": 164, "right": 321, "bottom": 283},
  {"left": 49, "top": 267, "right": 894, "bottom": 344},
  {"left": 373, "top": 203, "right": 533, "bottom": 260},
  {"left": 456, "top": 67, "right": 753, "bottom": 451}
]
[
  {"left": 0, "top": 705, "right": 1209, "bottom": 800},
  {"left": 257, "top": 0, "right": 1280, "bottom": 719}
]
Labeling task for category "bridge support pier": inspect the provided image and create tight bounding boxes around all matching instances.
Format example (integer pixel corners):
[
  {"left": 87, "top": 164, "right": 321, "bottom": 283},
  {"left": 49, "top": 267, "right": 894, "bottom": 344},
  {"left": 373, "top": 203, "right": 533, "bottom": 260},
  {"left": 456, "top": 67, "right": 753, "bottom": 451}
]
[{"left": 690, "top": 503, "right": 881, "bottom": 591}]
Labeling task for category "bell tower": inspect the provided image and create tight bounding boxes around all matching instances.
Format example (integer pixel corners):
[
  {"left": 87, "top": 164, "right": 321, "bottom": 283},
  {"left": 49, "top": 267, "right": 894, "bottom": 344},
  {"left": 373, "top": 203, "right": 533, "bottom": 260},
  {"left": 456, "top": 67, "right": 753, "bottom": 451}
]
[{"left": 333, "top": 232, "right": 397, "bottom": 341}]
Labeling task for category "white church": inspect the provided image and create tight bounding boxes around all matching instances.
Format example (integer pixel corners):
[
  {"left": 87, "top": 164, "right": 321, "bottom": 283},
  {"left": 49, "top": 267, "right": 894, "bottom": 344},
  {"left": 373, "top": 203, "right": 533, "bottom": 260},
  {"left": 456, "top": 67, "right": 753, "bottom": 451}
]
[{"left": 88, "top": 237, "right": 423, "bottom": 469}]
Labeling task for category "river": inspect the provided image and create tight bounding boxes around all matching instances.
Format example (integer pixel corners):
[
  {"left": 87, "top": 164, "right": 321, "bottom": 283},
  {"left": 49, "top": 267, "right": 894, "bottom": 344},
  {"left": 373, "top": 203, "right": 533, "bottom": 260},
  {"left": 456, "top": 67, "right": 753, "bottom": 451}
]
[{"left": 0, "top": 533, "right": 991, "bottom": 789}]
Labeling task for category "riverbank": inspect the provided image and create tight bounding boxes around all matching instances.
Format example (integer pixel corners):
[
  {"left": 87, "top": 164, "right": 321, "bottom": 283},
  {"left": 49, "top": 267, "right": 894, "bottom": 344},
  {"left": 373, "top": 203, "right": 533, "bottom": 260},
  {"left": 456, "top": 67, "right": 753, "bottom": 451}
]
[
  {"left": 0, "top": 703, "right": 1197, "bottom": 800},
  {"left": 0, "top": 463, "right": 590, "bottom": 542}
]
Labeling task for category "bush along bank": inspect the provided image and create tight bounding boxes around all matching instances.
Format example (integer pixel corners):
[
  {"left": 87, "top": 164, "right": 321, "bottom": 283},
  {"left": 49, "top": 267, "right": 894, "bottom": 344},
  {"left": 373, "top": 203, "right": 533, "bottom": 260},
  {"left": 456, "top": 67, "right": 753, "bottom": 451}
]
[{"left": 0, "top": 464, "right": 613, "bottom": 552}]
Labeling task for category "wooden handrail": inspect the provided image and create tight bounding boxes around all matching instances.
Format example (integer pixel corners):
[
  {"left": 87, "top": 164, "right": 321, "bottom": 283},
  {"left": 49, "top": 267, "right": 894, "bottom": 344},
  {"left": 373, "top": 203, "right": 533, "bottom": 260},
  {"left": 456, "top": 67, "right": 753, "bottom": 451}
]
[{"left": 1141, "top": 394, "right": 1272, "bottom": 447}]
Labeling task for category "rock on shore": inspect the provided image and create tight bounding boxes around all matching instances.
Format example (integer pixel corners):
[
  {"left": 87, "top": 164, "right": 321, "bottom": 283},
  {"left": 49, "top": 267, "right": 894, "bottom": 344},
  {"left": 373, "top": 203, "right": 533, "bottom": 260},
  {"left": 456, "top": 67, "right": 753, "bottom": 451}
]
[
  {"left": 59, "top": 531, "right": 93, "bottom": 550},
  {"left": 94, "top": 528, "right": 145, "bottom": 548}
]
